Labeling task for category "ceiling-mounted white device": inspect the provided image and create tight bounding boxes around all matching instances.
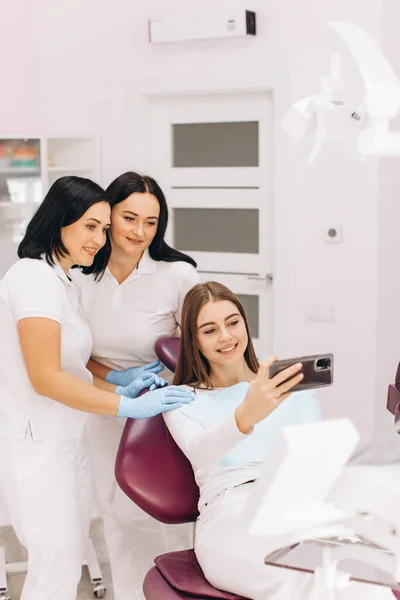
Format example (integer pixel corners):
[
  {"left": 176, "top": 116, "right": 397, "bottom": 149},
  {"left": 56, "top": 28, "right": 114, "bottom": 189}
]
[
  {"left": 149, "top": 10, "right": 256, "bottom": 44},
  {"left": 281, "top": 22, "right": 400, "bottom": 161}
]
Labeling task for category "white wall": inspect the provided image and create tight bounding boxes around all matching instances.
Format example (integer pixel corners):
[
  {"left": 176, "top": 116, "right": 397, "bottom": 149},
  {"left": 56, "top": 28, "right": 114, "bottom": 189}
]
[
  {"left": 284, "top": 1, "right": 382, "bottom": 439},
  {"left": 3, "top": 0, "right": 400, "bottom": 442},
  {"left": 374, "top": 0, "right": 400, "bottom": 435}
]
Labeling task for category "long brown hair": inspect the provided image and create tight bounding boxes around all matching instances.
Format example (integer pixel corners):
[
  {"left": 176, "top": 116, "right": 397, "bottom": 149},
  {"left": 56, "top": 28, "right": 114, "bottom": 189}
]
[{"left": 172, "top": 281, "right": 259, "bottom": 389}]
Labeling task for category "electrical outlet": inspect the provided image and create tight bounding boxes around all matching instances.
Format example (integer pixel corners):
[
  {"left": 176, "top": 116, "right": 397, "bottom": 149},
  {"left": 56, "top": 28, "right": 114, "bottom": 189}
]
[{"left": 325, "top": 225, "right": 342, "bottom": 243}]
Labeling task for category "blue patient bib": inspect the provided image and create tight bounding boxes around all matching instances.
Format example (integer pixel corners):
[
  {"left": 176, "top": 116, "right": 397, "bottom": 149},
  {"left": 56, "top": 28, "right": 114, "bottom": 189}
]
[{"left": 181, "top": 383, "right": 322, "bottom": 467}]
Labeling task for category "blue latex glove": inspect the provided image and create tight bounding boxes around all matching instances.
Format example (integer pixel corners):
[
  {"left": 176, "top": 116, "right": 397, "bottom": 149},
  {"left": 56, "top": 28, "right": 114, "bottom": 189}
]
[
  {"left": 117, "top": 386, "right": 195, "bottom": 419},
  {"left": 116, "top": 373, "right": 168, "bottom": 399},
  {"left": 105, "top": 359, "right": 164, "bottom": 387}
]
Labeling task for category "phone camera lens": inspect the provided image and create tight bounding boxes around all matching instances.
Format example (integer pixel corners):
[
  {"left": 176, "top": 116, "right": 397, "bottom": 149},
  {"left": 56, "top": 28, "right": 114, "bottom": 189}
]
[{"left": 316, "top": 358, "right": 331, "bottom": 370}]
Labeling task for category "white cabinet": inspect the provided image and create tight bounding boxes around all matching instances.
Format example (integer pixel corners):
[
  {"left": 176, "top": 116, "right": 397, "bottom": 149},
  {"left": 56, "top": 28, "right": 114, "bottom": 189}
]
[
  {"left": 44, "top": 135, "right": 100, "bottom": 189},
  {"left": 0, "top": 135, "right": 99, "bottom": 277},
  {"left": 0, "top": 134, "right": 100, "bottom": 197}
]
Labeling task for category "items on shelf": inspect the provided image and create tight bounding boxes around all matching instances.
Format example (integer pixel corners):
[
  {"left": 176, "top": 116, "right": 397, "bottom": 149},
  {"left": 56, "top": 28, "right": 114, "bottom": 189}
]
[
  {"left": 0, "top": 144, "right": 11, "bottom": 168},
  {"left": 0, "top": 140, "right": 40, "bottom": 170},
  {"left": 11, "top": 144, "right": 39, "bottom": 168}
]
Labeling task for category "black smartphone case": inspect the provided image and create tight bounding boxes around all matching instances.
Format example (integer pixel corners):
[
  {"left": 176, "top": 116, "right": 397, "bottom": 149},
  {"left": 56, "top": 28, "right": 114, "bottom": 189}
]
[{"left": 268, "top": 353, "right": 333, "bottom": 392}]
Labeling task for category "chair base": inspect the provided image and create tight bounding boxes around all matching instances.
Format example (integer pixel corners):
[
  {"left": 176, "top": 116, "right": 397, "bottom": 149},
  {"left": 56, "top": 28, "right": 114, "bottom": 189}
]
[
  {"left": 145, "top": 550, "right": 248, "bottom": 600},
  {"left": 144, "top": 566, "right": 210, "bottom": 600}
]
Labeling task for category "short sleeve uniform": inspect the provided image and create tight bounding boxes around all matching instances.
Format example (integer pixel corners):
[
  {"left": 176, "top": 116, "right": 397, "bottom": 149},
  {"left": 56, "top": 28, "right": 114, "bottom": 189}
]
[
  {"left": 0, "top": 258, "right": 93, "bottom": 440},
  {"left": 73, "top": 250, "right": 200, "bottom": 372}
]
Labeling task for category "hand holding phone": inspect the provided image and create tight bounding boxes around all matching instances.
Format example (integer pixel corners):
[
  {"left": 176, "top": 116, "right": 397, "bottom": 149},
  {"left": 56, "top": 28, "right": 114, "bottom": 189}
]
[
  {"left": 269, "top": 353, "right": 334, "bottom": 392},
  {"left": 235, "top": 357, "right": 304, "bottom": 433}
]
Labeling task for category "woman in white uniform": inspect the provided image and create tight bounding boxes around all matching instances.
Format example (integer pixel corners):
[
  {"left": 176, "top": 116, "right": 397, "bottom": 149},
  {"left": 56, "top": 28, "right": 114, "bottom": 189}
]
[
  {"left": 164, "top": 281, "right": 392, "bottom": 600},
  {"left": 73, "top": 171, "right": 200, "bottom": 600},
  {"left": 0, "top": 176, "right": 194, "bottom": 600}
]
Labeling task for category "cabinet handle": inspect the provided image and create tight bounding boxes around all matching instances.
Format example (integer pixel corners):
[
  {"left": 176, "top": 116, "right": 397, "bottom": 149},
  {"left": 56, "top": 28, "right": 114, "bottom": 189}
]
[{"left": 247, "top": 273, "right": 273, "bottom": 284}]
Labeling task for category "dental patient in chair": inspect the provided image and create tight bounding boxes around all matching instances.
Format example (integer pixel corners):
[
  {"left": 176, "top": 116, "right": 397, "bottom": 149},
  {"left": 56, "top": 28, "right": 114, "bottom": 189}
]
[{"left": 163, "top": 281, "right": 393, "bottom": 600}]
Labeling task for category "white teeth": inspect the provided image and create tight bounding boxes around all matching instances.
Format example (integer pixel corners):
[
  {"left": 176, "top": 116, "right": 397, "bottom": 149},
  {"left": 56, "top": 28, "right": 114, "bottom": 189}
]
[{"left": 219, "top": 345, "right": 235, "bottom": 353}]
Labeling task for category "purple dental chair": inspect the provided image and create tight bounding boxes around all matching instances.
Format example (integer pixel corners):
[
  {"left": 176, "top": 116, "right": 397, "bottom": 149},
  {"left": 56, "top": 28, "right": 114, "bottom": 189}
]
[
  {"left": 387, "top": 362, "right": 400, "bottom": 425},
  {"left": 387, "top": 367, "right": 400, "bottom": 599},
  {"left": 116, "top": 338, "right": 400, "bottom": 600},
  {"left": 115, "top": 336, "right": 247, "bottom": 600}
]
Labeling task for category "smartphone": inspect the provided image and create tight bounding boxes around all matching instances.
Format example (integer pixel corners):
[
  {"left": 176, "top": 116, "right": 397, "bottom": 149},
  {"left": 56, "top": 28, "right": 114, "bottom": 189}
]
[{"left": 268, "top": 353, "right": 334, "bottom": 392}]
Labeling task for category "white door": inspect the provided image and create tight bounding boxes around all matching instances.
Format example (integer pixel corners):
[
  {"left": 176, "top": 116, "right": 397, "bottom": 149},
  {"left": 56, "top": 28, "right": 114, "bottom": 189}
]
[{"left": 147, "top": 92, "right": 273, "bottom": 359}]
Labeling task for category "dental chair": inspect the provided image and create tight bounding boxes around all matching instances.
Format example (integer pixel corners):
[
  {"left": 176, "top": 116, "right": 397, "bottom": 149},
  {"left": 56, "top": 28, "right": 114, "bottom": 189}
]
[
  {"left": 115, "top": 336, "right": 248, "bottom": 600},
  {"left": 387, "top": 362, "right": 400, "bottom": 424},
  {"left": 117, "top": 338, "right": 400, "bottom": 600},
  {"left": 388, "top": 368, "right": 400, "bottom": 599}
]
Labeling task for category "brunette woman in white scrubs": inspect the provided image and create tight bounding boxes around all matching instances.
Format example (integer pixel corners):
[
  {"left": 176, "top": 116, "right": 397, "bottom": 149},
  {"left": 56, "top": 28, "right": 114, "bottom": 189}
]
[
  {"left": 73, "top": 172, "right": 200, "bottom": 600},
  {"left": 0, "top": 176, "right": 194, "bottom": 600}
]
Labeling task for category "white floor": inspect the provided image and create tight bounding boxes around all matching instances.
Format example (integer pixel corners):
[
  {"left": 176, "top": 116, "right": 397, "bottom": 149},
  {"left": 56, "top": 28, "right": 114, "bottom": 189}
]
[{"left": 0, "top": 519, "right": 114, "bottom": 599}]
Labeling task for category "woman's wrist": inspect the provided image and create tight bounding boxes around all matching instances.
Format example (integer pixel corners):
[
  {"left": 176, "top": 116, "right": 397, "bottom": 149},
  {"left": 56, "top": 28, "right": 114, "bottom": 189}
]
[
  {"left": 93, "top": 375, "right": 117, "bottom": 393},
  {"left": 235, "top": 405, "right": 254, "bottom": 434}
]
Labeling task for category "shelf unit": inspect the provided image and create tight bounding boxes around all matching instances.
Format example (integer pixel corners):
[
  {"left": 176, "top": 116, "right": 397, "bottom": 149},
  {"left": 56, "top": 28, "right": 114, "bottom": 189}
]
[
  {"left": 0, "top": 167, "right": 40, "bottom": 176},
  {"left": 0, "top": 134, "right": 100, "bottom": 278},
  {"left": 44, "top": 135, "right": 100, "bottom": 189},
  {"left": 0, "top": 134, "right": 100, "bottom": 197}
]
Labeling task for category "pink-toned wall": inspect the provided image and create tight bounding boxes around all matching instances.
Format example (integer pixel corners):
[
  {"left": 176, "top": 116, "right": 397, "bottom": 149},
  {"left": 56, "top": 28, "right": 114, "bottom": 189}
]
[
  {"left": 3, "top": 0, "right": 400, "bottom": 443},
  {"left": 0, "top": 2, "right": 39, "bottom": 132}
]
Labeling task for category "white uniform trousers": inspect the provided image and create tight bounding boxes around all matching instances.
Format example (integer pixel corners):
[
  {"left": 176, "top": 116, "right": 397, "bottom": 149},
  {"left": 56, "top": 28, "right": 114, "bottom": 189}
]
[
  {"left": 87, "top": 414, "right": 192, "bottom": 600},
  {"left": 0, "top": 431, "right": 92, "bottom": 600},
  {"left": 195, "top": 484, "right": 395, "bottom": 600}
]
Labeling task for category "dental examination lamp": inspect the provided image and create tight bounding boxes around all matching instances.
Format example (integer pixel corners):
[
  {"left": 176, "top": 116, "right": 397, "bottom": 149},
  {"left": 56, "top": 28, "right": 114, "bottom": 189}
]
[
  {"left": 245, "top": 418, "right": 400, "bottom": 599},
  {"left": 281, "top": 22, "right": 400, "bottom": 161}
]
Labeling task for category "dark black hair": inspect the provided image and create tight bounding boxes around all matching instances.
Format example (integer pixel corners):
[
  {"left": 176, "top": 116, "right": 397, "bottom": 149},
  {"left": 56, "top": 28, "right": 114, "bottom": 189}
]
[
  {"left": 18, "top": 176, "right": 111, "bottom": 277},
  {"left": 107, "top": 172, "right": 197, "bottom": 268}
]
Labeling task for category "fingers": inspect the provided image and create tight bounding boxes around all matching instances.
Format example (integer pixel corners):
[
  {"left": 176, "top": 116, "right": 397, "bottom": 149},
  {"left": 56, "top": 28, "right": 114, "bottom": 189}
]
[
  {"left": 141, "top": 372, "right": 156, "bottom": 381},
  {"left": 144, "top": 359, "right": 161, "bottom": 369},
  {"left": 136, "top": 379, "right": 153, "bottom": 393},
  {"left": 151, "top": 374, "right": 168, "bottom": 386},
  {"left": 164, "top": 391, "right": 195, "bottom": 401},
  {"left": 164, "top": 396, "right": 193, "bottom": 405},
  {"left": 275, "top": 372, "right": 304, "bottom": 395},
  {"left": 164, "top": 386, "right": 195, "bottom": 396},
  {"left": 256, "top": 356, "right": 278, "bottom": 385},
  {"left": 143, "top": 360, "right": 164, "bottom": 374},
  {"left": 271, "top": 363, "right": 303, "bottom": 387},
  {"left": 146, "top": 374, "right": 168, "bottom": 392}
]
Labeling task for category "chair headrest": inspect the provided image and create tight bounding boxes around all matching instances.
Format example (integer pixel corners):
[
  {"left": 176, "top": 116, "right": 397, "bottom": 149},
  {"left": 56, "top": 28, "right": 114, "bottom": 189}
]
[{"left": 155, "top": 336, "right": 180, "bottom": 373}]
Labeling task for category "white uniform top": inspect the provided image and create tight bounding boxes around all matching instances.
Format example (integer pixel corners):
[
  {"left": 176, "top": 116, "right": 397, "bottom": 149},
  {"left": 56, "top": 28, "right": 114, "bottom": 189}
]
[
  {"left": 0, "top": 258, "right": 93, "bottom": 441},
  {"left": 73, "top": 250, "right": 200, "bottom": 372}
]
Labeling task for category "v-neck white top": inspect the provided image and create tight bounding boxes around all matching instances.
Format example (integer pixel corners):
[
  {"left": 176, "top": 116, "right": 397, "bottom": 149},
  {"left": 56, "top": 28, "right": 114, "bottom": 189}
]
[
  {"left": 72, "top": 251, "right": 200, "bottom": 372},
  {"left": 0, "top": 257, "right": 93, "bottom": 440}
]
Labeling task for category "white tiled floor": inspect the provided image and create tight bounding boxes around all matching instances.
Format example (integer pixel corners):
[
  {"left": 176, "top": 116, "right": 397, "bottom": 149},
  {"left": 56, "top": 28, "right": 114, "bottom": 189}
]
[{"left": 0, "top": 520, "right": 114, "bottom": 599}]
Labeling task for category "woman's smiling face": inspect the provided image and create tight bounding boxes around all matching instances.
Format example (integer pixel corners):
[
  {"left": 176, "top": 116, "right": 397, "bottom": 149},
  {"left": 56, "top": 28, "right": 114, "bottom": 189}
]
[
  {"left": 110, "top": 192, "right": 160, "bottom": 257},
  {"left": 197, "top": 299, "right": 248, "bottom": 369}
]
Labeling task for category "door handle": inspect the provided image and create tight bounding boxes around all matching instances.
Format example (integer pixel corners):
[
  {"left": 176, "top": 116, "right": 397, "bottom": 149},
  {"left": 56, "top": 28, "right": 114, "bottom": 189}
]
[{"left": 247, "top": 273, "right": 273, "bottom": 284}]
